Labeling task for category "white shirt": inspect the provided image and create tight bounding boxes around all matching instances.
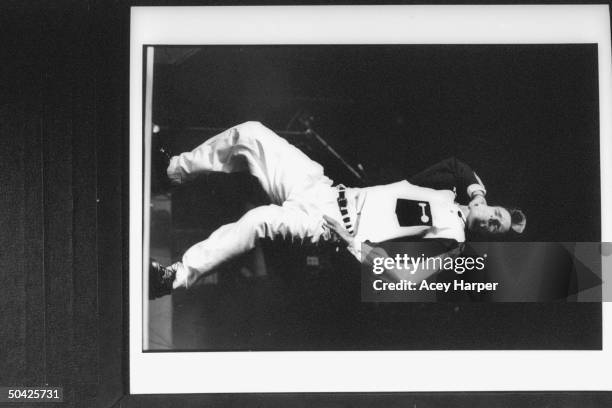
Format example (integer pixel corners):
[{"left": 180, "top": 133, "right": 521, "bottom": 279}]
[{"left": 354, "top": 180, "right": 466, "bottom": 245}]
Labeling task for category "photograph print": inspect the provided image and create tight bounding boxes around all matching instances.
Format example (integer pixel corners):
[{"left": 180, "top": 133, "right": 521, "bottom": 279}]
[{"left": 142, "top": 43, "right": 602, "bottom": 352}]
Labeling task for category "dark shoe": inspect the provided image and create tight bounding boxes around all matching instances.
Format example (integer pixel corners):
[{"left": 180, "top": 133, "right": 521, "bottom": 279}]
[
  {"left": 149, "top": 260, "right": 177, "bottom": 299},
  {"left": 158, "top": 146, "right": 172, "bottom": 166},
  {"left": 151, "top": 144, "right": 173, "bottom": 194}
]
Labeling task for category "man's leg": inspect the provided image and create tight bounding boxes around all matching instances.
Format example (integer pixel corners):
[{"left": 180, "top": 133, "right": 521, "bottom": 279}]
[
  {"left": 172, "top": 203, "right": 327, "bottom": 289},
  {"left": 167, "top": 121, "right": 333, "bottom": 204}
]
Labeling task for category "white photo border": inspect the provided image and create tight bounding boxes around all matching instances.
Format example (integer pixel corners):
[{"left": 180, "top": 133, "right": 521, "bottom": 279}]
[{"left": 129, "top": 5, "right": 612, "bottom": 394}]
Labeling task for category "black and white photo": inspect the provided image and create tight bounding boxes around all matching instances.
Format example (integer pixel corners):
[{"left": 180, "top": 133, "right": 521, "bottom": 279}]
[{"left": 129, "top": 5, "right": 612, "bottom": 394}]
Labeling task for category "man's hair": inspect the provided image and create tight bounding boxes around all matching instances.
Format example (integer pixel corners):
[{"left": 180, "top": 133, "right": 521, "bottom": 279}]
[{"left": 504, "top": 207, "right": 526, "bottom": 235}]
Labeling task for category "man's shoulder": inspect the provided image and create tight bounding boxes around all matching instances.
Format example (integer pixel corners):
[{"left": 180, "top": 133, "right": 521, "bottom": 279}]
[{"left": 364, "top": 179, "right": 456, "bottom": 201}]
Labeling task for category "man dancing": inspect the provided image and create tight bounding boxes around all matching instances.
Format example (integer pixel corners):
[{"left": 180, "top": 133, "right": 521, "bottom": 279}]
[{"left": 149, "top": 121, "right": 526, "bottom": 298}]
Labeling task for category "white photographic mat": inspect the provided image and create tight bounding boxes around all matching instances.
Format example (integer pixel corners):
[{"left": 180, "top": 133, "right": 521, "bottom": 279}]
[{"left": 130, "top": 5, "right": 612, "bottom": 393}]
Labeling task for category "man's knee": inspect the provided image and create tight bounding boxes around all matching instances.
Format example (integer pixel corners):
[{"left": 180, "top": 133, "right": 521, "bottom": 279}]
[
  {"left": 233, "top": 121, "right": 275, "bottom": 143},
  {"left": 234, "top": 121, "right": 265, "bottom": 134}
]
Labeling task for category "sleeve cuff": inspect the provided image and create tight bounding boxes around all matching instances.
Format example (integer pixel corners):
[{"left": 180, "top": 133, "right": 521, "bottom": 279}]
[
  {"left": 467, "top": 172, "right": 486, "bottom": 198},
  {"left": 467, "top": 183, "right": 486, "bottom": 198}
]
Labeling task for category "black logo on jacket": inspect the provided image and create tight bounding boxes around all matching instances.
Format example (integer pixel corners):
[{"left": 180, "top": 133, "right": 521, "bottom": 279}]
[{"left": 395, "top": 199, "right": 433, "bottom": 227}]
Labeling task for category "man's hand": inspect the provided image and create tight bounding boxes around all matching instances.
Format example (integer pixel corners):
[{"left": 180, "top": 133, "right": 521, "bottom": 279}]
[
  {"left": 468, "top": 193, "right": 487, "bottom": 210},
  {"left": 323, "top": 215, "right": 354, "bottom": 248}
]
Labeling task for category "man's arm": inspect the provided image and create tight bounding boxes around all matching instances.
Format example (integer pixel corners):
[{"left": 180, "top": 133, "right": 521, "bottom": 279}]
[
  {"left": 324, "top": 216, "right": 459, "bottom": 284},
  {"left": 408, "top": 157, "right": 486, "bottom": 203},
  {"left": 360, "top": 240, "right": 462, "bottom": 284}
]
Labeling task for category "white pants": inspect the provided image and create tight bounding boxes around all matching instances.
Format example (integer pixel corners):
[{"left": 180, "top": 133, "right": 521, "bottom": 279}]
[{"left": 167, "top": 121, "right": 343, "bottom": 288}]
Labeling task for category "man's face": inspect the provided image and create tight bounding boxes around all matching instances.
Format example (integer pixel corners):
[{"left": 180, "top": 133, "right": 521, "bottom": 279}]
[{"left": 466, "top": 204, "right": 512, "bottom": 236}]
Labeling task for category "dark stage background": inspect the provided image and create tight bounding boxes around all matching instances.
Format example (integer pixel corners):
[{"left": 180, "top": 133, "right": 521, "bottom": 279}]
[
  {"left": 154, "top": 44, "right": 601, "bottom": 245},
  {"left": 149, "top": 44, "right": 601, "bottom": 351},
  {"left": 0, "top": 2, "right": 609, "bottom": 407}
]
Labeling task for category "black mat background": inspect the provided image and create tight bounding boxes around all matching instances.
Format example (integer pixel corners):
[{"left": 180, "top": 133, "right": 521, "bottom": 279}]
[{"left": 0, "top": 1, "right": 610, "bottom": 407}]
